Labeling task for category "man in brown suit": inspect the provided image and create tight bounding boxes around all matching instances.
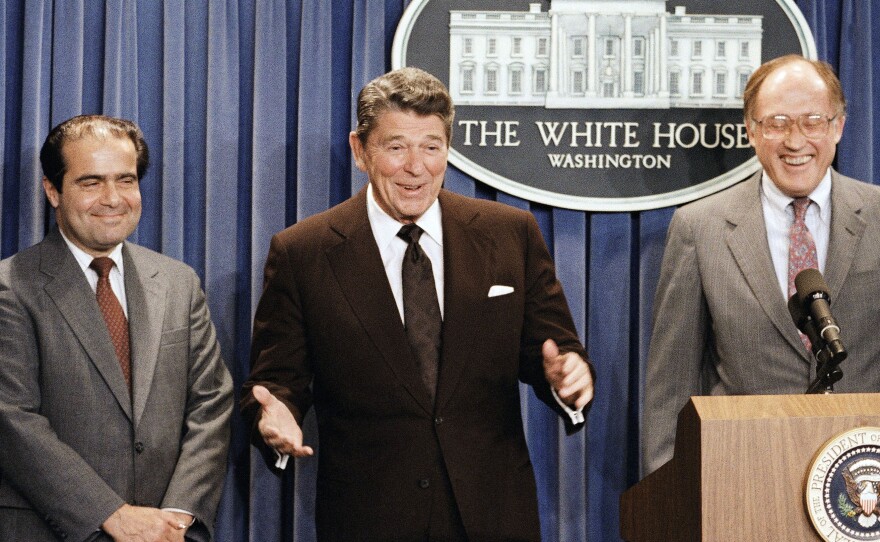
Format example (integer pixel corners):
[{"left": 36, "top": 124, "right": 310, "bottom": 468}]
[{"left": 241, "top": 67, "right": 594, "bottom": 541}]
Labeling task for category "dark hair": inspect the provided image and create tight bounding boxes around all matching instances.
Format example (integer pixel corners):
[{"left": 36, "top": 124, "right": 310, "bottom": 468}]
[
  {"left": 743, "top": 54, "right": 846, "bottom": 122},
  {"left": 40, "top": 114, "right": 149, "bottom": 192},
  {"left": 354, "top": 67, "right": 455, "bottom": 144}
]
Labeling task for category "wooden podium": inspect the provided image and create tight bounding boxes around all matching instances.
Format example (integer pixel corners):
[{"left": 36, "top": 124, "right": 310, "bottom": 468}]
[{"left": 620, "top": 394, "right": 880, "bottom": 541}]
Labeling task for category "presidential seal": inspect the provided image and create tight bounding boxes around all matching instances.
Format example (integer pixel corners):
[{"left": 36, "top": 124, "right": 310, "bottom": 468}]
[{"left": 806, "top": 427, "right": 880, "bottom": 541}]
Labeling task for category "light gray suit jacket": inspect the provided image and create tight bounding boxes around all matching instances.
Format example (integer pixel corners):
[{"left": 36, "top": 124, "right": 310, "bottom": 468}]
[
  {"left": 644, "top": 170, "right": 880, "bottom": 474},
  {"left": 0, "top": 229, "right": 233, "bottom": 542}
]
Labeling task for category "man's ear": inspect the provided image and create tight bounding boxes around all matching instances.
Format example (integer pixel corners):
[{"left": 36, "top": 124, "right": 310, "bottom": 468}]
[
  {"left": 832, "top": 115, "right": 846, "bottom": 145},
  {"left": 349, "top": 132, "right": 367, "bottom": 172},
  {"left": 42, "top": 177, "right": 60, "bottom": 209}
]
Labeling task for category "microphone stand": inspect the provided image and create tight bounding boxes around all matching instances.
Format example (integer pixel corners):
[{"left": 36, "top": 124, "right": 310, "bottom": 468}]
[{"left": 805, "top": 343, "right": 845, "bottom": 394}]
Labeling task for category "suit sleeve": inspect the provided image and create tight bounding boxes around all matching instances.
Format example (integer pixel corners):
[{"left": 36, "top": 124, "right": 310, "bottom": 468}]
[
  {"left": 642, "top": 209, "right": 709, "bottom": 474},
  {"left": 159, "top": 270, "right": 233, "bottom": 542},
  {"left": 240, "top": 233, "right": 313, "bottom": 470},
  {"left": 0, "top": 278, "right": 124, "bottom": 541},
  {"left": 516, "top": 213, "right": 592, "bottom": 434}
]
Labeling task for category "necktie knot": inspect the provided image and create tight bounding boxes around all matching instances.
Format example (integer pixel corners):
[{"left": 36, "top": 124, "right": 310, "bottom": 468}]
[
  {"left": 397, "top": 224, "right": 424, "bottom": 244},
  {"left": 90, "top": 256, "right": 115, "bottom": 278},
  {"left": 398, "top": 224, "right": 425, "bottom": 263},
  {"left": 792, "top": 197, "right": 811, "bottom": 221}
]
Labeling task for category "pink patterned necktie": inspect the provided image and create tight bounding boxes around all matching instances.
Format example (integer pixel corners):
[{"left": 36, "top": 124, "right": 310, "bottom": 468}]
[
  {"left": 787, "top": 197, "right": 818, "bottom": 350},
  {"left": 90, "top": 257, "right": 131, "bottom": 390}
]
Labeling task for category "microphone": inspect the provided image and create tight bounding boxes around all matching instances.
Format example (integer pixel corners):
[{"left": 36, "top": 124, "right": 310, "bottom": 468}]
[
  {"left": 794, "top": 269, "right": 847, "bottom": 363},
  {"left": 789, "top": 280, "right": 844, "bottom": 393}
]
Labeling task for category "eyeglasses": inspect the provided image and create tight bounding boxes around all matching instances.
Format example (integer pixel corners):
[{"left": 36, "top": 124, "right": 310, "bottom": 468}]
[{"left": 751, "top": 113, "right": 839, "bottom": 140}]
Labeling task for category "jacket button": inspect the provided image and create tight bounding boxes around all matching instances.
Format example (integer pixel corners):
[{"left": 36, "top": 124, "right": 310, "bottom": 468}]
[
  {"left": 134, "top": 441, "right": 145, "bottom": 453},
  {"left": 418, "top": 479, "right": 430, "bottom": 489},
  {"left": 434, "top": 416, "right": 444, "bottom": 425}
]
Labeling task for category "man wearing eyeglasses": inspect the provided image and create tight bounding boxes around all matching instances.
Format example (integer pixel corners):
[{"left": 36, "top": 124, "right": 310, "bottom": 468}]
[{"left": 643, "top": 54, "right": 880, "bottom": 474}]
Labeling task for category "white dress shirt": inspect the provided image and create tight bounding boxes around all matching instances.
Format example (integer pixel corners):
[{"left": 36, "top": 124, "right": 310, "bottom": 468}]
[
  {"left": 367, "top": 183, "right": 445, "bottom": 322},
  {"left": 760, "top": 168, "right": 832, "bottom": 299}
]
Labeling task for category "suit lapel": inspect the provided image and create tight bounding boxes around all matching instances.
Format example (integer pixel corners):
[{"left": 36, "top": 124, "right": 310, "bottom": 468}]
[
  {"left": 123, "top": 245, "right": 166, "bottom": 427},
  {"left": 40, "top": 230, "right": 133, "bottom": 420},
  {"left": 325, "top": 191, "right": 435, "bottom": 414},
  {"left": 434, "top": 191, "right": 492, "bottom": 412},
  {"left": 725, "top": 173, "right": 810, "bottom": 361},
  {"left": 823, "top": 171, "right": 866, "bottom": 302}
]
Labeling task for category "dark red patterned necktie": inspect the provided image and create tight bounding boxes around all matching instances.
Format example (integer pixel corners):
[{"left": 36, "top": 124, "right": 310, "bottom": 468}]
[
  {"left": 788, "top": 197, "right": 818, "bottom": 350},
  {"left": 90, "top": 257, "right": 131, "bottom": 390}
]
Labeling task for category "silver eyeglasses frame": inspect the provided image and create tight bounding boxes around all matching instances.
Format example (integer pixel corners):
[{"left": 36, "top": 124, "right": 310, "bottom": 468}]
[{"left": 750, "top": 113, "right": 840, "bottom": 140}]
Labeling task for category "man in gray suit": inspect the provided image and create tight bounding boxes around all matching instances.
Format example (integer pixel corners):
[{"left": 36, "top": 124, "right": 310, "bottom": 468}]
[
  {"left": 0, "top": 115, "right": 233, "bottom": 541},
  {"left": 644, "top": 55, "right": 880, "bottom": 474}
]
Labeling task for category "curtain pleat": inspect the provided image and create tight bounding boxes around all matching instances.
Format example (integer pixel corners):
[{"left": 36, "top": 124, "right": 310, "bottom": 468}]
[
  {"left": 834, "top": 0, "right": 875, "bottom": 183},
  {"left": 17, "top": 0, "right": 52, "bottom": 248},
  {"left": 552, "top": 208, "right": 588, "bottom": 542},
  {"left": 0, "top": 1, "right": 876, "bottom": 540},
  {"left": 204, "top": 0, "right": 240, "bottom": 353},
  {"left": 160, "top": 1, "right": 186, "bottom": 261},
  {"left": 135, "top": 1, "right": 165, "bottom": 251},
  {"left": 50, "top": 1, "right": 84, "bottom": 124},
  {"left": 0, "top": 0, "right": 6, "bottom": 247},
  {"left": 586, "top": 213, "right": 632, "bottom": 541},
  {"left": 296, "top": 0, "right": 334, "bottom": 220}
]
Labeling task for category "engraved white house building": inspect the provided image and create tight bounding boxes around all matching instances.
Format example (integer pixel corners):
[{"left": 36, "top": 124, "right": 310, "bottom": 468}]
[{"left": 448, "top": 1, "right": 763, "bottom": 108}]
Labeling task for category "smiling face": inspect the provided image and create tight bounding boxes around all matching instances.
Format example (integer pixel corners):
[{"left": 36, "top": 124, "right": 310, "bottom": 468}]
[
  {"left": 43, "top": 135, "right": 142, "bottom": 257},
  {"left": 350, "top": 109, "right": 448, "bottom": 224},
  {"left": 746, "top": 60, "right": 845, "bottom": 198}
]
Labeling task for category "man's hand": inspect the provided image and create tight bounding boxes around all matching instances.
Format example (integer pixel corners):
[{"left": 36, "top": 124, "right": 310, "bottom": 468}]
[
  {"left": 542, "top": 339, "right": 594, "bottom": 410},
  {"left": 101, "top": 504, "right": 186, "bottom": 542},
  {"left": 253, "top": 385, "right": 314, "bottom": 457}
]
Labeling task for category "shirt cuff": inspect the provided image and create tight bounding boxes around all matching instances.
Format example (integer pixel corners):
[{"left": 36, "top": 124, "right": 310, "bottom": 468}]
[
  {"left": 274, "top": 450, "right": 290, "bottom": 470},
  {"left": 551, "top": 387, "right": 585, "bottom": 425},
  {"left": 160, "top": 508, "right": 196, "bottom": 527}
]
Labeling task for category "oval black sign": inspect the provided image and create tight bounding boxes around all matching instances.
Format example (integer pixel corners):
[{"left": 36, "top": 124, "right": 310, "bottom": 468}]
[{"left": 393, "top": 0, "right": 816, "bottom": 211}]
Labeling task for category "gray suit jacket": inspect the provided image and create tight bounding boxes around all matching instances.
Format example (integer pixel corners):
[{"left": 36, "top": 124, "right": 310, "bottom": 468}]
[
  {"left": 644, "top": 170, "right": 880, "bottom": 474},
  {"left": 0, "top": 229, "right": 233, "bottom": 542}
]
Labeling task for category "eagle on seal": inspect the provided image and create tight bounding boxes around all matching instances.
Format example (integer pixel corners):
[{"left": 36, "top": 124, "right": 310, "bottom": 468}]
[{"left": 844, "top": 466, "right": 880, "bottom": 528}]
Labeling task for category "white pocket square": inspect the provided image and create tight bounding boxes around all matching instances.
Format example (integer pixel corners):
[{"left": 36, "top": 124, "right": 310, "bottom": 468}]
[{"left": 488, "top": 285, "right": 514, "bottom": 297}]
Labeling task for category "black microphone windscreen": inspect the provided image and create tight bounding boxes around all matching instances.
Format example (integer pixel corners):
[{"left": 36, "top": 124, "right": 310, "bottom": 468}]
[{"left": 795, "top": 268, "right": 829, "bottom": 304}]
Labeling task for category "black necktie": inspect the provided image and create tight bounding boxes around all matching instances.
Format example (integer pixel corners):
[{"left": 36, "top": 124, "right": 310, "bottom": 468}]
[
  {"left": 397, "top": 224, "right": 442, "bottom": 402},
  {"left": 90, "top": 257, "right": 131, "bottom": 391}
]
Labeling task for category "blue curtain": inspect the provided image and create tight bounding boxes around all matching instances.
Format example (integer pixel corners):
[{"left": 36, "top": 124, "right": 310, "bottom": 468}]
[{"left": 0, "top": 1, "right": 876, "bottom": 540}]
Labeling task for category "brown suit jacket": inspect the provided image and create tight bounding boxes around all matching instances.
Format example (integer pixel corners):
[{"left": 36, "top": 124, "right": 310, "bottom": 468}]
[{"left": 242, "top": 188, "right": 588, "bottom": 541}]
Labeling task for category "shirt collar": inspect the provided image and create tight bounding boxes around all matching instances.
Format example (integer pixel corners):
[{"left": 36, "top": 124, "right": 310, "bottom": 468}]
[
  {"left": 366, "top": 183, "right": 443, "bottom": 249},
  {"left": 58, "top": 229, "right": 125, "bottom": 276},
  {"left": 761, "top": 168, "right": 832, "bottom": 216}
]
